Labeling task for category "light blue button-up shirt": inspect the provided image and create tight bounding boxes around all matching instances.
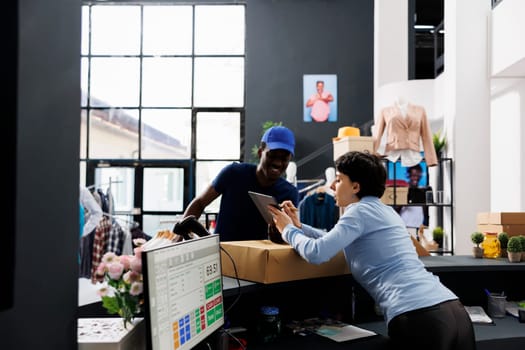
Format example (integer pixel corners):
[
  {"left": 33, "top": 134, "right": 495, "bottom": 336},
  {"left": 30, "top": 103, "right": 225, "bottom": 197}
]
[{"left": 283, "top": 196, "right": 457, "bottom": 325}]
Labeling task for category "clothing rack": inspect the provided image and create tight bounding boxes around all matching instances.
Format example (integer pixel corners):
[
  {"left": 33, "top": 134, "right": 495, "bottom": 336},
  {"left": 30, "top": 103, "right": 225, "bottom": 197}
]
[
  {"left": 103, "top": 211, "right": 139, "bottom": 229},
  {"left": 298, "top": 179, "right": 326, "bottom": 194},
  {"left": 86, "top": 179, "right": 123, "bottom": 190}
]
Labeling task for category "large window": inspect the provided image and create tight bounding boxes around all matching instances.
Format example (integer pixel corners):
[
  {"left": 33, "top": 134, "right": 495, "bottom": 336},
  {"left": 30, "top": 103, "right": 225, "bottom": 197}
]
[{"left": 80, "top": 3, "right": 245, "bottom": 234}]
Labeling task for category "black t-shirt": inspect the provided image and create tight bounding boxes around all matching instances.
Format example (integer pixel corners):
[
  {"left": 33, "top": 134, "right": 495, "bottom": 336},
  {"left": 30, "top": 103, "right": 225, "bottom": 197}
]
[{"left": 212, "top": 162, "right": 299, "bottom": 241}]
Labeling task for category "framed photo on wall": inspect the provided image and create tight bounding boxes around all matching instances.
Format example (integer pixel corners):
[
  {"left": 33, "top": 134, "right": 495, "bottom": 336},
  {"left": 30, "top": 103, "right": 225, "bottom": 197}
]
[{"left": 303, "top": 74, "right": 338, "bottom": 122}]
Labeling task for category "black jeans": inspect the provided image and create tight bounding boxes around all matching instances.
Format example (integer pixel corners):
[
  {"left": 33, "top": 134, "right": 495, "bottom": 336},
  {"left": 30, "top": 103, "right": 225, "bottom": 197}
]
[{"left": 387, "top": 299, "right": 476, "bottom": 350}]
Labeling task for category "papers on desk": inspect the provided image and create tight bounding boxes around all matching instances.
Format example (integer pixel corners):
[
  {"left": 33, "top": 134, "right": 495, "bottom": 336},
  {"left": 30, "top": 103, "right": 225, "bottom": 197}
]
[
  {"left": 464, "top": 306, "right": 493, "bottom": 324},
  {"left": 286, "top": 318, "right": 377, "bottom": 342},
  {"left": 314, "top": 324, "right": 377, "bottom": 342}
]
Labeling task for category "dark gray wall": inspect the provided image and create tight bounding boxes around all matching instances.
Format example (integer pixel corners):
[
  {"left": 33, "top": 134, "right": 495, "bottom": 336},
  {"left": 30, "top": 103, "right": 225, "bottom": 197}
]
[
  {"left": 245, "top": 0, "right": 374, "bottom": 179},
  {"left": 2, "top": 0, "right": 17, "bottom": 313},
  {"left": 0, "top": 1, "right": 81, "bottom": 349}
]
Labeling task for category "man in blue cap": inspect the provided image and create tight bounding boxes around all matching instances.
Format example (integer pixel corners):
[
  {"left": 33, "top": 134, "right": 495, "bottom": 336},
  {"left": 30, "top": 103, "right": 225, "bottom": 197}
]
[{"left": 182, "top": 126, "right": 299, "bottom": 241}]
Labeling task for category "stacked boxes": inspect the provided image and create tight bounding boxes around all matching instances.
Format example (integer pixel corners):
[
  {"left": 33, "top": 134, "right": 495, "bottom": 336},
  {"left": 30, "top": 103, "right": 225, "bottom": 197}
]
[{"left": 476, "top": 212, "right": 525, "bottom": 237}]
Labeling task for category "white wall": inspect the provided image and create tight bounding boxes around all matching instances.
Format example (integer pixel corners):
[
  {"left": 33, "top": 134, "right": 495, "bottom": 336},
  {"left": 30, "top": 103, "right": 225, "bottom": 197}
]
[
  {"left": 443, "top": 0, "right": 492, "bottom": 255},
  {"left": 375, "top": 0, "right": 500, "bottom": 255},
  {"left": 374, "top": 0, "right": 408, "bottom": 95},
  {"left": 491, "top": 0, "right": 525, "bottom": 77},
  {"left": 490, "top": 81, "right": 525, "bottom": 211},
  {"left": 490, "top": 0, "right": 525, "bottom": 212}
]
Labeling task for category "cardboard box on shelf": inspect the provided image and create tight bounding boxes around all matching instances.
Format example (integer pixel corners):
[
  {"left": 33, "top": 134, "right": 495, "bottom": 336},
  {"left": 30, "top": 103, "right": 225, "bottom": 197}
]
[
  {"left": 220, "top": 240, "right": 350, "bottom": 284},
  {"left": 333, "top": 136, "right": 374, "bottom": 161},
  {"left": 380, "top": 186, "right": 408, "bottom": 205},
  {"left": 476, "top": 212, "right": 490, "bottom": 224},
  {"left": 476, "top": 212, "right": 525, "bottom": 225},
  {"left": 476, "top": 224, "right": 525, "bottom": 237}
]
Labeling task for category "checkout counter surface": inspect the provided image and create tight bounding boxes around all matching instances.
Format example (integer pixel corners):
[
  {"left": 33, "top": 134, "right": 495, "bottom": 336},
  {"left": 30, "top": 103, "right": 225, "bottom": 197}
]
[{"left": 221, "top": 255, "right": 525, "bottom": 350}]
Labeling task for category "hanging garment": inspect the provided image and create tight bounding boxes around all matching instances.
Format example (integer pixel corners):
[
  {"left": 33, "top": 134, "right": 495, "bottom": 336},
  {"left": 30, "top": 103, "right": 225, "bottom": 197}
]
[
  {"left": 80, "top": 186, "right": 103, "bottom": 238},
  {"left": 373, "top": 102, "right": 437, "bottom": 167},
  {"left": 299, "top": 191, "right": 338, "bottom": 231},
  {"left": 106, "top": 219, "right": 125, "bottom": 256},
  {"left": 97, "top": 188, "right": 110, "bottom": 213},
  {"left": 130, "top": 226, "right": 151, "bottom": 250},
  {"left": 121, "top": 228, "right": 133, "bottom": 256},
  {"left": 79, "top": 231, "right": 94, "bottom": 279},
  {"left": 90, "top": 216, "right": 112, "bottom": 282},
  {"left": 106, "top": 187, "right": 115, "bottom": 215},
  {"left": 79, "top": 203, "right": 85, "bottom": 239}
]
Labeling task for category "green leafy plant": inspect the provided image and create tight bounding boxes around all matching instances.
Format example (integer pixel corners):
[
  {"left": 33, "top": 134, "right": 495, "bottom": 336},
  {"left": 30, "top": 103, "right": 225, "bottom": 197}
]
[
  {"left": 250, "top": 120, "right": 283, "bottom": 163},
  {"left": 470, "top": 232, "right": 484, "bottom": 247},
  {"left": 507, "top": 236, "right": 522, "bottom": 253},
  {"left": 497, "top": 232, "right": 509, "bottom": 249},
  {"left": 432, "top": 226, "right": 444, "bottom": 247},
  {"left": 517, "top": 235, "right": 525, "bottom": 252},
  {"left": 432, "top": 129, "right": 447, "bottom": 156}
]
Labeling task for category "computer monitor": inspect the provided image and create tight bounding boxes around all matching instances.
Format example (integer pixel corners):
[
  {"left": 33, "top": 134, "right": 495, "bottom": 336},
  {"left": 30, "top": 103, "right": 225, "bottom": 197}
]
[{"left": 142, "top": 235, "right": 224, "bottom": 350}]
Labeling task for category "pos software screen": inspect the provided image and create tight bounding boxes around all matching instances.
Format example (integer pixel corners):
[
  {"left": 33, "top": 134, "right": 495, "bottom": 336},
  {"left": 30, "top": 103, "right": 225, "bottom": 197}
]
[{"left": 142, "top": 235, "right": 224, "bottom": 350}]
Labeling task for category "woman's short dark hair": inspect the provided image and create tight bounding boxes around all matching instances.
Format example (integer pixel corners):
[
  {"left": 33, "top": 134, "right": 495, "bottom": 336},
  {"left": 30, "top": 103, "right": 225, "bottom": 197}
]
[{"left": 334, "top": 151, "right": 386, "bottom": 198}]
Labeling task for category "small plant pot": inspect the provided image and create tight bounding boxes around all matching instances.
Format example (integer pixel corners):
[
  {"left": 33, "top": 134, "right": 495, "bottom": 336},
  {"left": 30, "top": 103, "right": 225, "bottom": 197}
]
[
  {"left": 508, "top": 252, "right": 521, "bottom": 263},
  {"left": 472, "top": 246, "right": 484, "bottom": 259},
  {"left": 500, "top": 248, "right": 508, "bottom": 258}
]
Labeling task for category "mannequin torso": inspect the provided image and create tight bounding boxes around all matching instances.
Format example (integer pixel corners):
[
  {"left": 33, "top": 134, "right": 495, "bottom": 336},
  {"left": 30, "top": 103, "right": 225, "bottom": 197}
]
[{"left": 373, "top": 98, "right": 437, "bottom": 167}]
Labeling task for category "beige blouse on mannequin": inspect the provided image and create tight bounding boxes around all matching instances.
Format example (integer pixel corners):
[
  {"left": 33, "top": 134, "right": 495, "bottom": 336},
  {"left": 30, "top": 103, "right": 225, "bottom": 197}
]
[{"left": 373, "top": 96, "right": 437, "bottom": 167}]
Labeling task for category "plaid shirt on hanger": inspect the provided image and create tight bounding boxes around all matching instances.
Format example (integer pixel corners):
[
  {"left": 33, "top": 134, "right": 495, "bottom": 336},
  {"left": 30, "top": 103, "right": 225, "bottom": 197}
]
[
  {"left": 106, "top": 219, "right": 125, "bottom": 256},
  {"left": 90, "top": 215, "right": 111, "bottom": 282}
]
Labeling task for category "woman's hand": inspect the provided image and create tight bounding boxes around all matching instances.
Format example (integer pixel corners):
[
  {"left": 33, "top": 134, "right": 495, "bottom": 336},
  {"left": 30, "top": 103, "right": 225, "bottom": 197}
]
[
  {"left": 279, "top": 200, "right": 301, "bottom": 228},
  {"left": 268, "top": 200, "right": 301, "bottom": 233},
  {"left": 267, "top": 205, "right": 292, "bottom": 233}
]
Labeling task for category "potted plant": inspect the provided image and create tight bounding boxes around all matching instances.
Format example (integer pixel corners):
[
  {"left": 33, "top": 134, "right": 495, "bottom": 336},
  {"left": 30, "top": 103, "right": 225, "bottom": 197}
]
[
  {"left": 507, "top": 236, "right": 522, "bottom": 263},
  {"left": 471, "top": 232, "right": 484, "bottom": 258},
  {"left": 498, "top": 232, "right": 509, "bottom": 258},
  {"left": 517, "top": 235, "right": 525, "bottom": 261},
  {"left": 432, "top": 129, "right": 447, "bottom": 158},
  {"left": 432, "top": 226, "right": 444, "bottom": 248}
]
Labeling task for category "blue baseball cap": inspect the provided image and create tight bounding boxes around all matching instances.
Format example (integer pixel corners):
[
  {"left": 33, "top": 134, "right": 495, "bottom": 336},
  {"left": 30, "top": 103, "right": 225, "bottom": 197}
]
[{"left": 261, "top": 126, "right": 295, "bottom": 156}]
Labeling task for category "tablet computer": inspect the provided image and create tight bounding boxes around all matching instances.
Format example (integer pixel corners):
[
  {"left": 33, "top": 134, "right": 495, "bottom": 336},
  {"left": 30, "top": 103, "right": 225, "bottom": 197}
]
[{"left": 248, "top": 191, "right": 279, "bottom": 224}]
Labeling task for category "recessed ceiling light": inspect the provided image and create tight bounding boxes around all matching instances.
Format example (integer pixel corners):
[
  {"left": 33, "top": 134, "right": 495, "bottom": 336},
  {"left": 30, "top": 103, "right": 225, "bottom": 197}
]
[{"left": 414, "top": 25, "right": 434, "bottom": 30}]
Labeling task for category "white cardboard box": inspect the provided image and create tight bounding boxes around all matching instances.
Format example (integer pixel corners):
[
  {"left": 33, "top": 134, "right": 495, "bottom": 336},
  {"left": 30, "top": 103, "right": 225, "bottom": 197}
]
[
  {"left": 333, "top": 136, "right": 374, "bottom": 160},
  {"left": 78, "top": 318, "right": 145, "bottom": 350},
  {"left": 476, "top": 212, "right": 525, "bottom": 225}
]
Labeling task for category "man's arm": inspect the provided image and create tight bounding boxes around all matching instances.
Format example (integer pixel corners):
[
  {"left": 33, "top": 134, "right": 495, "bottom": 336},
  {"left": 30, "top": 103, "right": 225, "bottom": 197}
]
[
  {"left": 183, "top": 184, "right": 220, "bottom": 219},
  {"left": 306, "top": 94, "right": 317, "bottom": 107},
  {"left": 323, "top": 92, "right": 334, "bottom": 103}
]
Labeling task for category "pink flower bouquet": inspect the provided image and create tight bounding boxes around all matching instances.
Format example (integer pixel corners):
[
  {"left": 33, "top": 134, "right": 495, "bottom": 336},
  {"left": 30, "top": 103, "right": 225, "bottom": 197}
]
[{"left": 96, "top": 246, "right": 144, "bottom": 328}]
